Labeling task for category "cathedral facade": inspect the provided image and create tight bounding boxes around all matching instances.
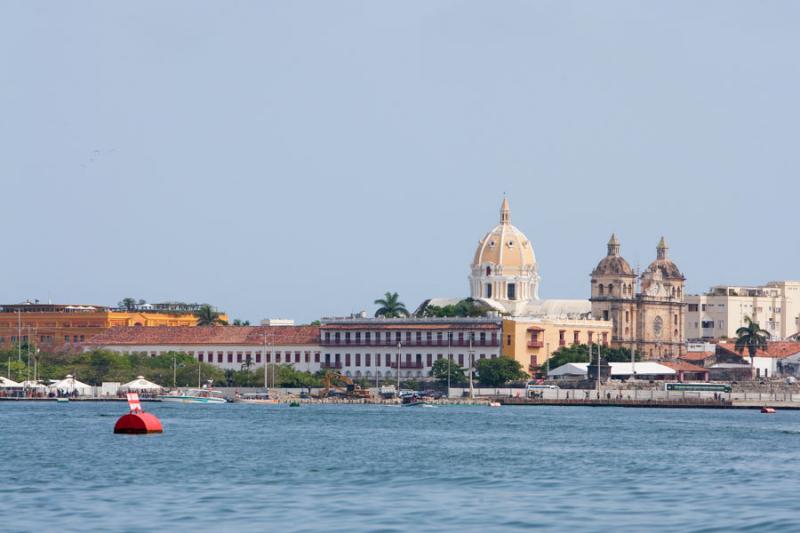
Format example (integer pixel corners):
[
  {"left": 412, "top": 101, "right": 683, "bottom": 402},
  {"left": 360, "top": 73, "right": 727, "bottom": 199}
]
[{"left": 590, "top": 235, "right": 686, "bottom": 358}]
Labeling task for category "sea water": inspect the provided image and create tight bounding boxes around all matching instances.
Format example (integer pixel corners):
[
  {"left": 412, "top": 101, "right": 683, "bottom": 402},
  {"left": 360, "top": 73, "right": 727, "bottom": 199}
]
[{"left": 1, "top": 402, "right": 798, "bottom": 532}]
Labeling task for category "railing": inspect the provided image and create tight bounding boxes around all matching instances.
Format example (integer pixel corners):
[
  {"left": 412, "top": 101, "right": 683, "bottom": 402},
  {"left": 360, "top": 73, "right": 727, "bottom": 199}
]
[
  {"left": 320, "top": 339, "right": 500, "bottom": 348},
  {"left": 320, "top": 362, "right": 342, "bottom": 369},
  {"left": 390, "top": 362, "right": 424, "bottom": 369},
  {"left": 527, "top": 340, "right": 544, "bottom": 348}
]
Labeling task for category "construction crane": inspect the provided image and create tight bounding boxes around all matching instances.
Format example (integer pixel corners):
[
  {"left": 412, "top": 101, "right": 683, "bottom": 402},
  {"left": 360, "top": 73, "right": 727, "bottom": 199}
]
[{"left": 315, "top": 371, "right": 371, "bottom": 399}]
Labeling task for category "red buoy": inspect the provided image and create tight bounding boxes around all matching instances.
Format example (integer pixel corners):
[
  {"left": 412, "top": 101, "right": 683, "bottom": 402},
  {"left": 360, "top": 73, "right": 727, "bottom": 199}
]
[
  {"left": 114, "top": 412, "right": 163, "bottom": 434},
  {"left": 114, "top": 392, "right": 163, "bottom": 434}
]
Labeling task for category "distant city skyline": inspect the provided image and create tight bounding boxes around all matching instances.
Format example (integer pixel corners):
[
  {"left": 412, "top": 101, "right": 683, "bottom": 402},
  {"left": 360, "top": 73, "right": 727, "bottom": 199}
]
[{"left": 2, "top": 1, "right": 798, "bottom": 323}]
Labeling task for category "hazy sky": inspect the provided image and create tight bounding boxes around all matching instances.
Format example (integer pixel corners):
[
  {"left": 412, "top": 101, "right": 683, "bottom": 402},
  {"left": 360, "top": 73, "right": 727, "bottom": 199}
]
[{"left": 1, "top": 1, "right": 798, "bottom": 323}]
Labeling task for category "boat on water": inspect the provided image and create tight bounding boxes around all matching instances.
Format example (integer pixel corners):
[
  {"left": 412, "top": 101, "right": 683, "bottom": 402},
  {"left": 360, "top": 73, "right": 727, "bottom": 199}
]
[
  {"left": 401, "top": 395, "right": 433, "bottom": 407},
  {"left": 159, "top": 389, "right": 227, "bottom": 404},
  {"left": 233, "top": 392, "right": 279, "bottom": 405}
]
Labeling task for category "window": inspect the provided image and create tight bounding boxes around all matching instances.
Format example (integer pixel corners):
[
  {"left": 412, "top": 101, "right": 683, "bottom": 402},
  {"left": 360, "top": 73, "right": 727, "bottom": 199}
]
[
  {"left": 688, "top": 304, "right": 699, "bottom": 312},
  {"left": 702, "top": 321, "right": 714, "bottom": 329},
  {"left": 458, "top": 354, "right": 464, "bottom": 366},
  {"left": 305, "top": 352, "right": 310, "bottom": 363},
  {"left": 625, "top": 311, "right": 630, "bottom": 323},
  {"left": 507, "top": 283, "right": 516, "bottom": 300},
  {"left": 255, "top": 352, "right": 262, "bottom": 363},
  {"left": 559, "top": 330, "right": 566, "bottom": 346},
  {"left": 276, "top": 352, "right": 281, "bottom": 363},
  {"left": 198, "top": 353, "right": 204, "bottom": 362},
  {"left": 486, "top": 284, "right": 492, "bottom": 298},
  {"left": 237, "top": 353, "right": 242, "bottom": 363},
  {"left": 603, "top": 310, "right": 609, "bottom": 321},
  {"left": 573, "top": 331, "right": 580, "bottom": 344},
  {"left": 426, "top": 354, "right": 432, "bottom": 367},
  {"left": 507, "top": 335, "right": 512, "bottom": 346},
  {"left": 228, "top": 353, "right": 233, "bottom": 363},
  {"left": 218, "top": 352, "right": 223, "bottom": 363},
  {"left": 365, "top": 353, "right": 371, "bottom": 366}
]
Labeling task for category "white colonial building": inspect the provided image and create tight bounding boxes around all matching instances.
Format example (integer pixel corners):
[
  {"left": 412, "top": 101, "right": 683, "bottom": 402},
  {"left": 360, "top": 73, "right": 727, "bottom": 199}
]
[
  {"left": 85, "top": 319, "right": 503, "bottom": 381},
  {"left": 685, "top": 281, "right": 800, "bottom": 341}
]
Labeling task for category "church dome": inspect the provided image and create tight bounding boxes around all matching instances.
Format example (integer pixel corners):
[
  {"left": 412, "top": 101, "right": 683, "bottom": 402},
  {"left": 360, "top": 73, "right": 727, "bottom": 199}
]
[
  {"left": 469, "top": 198, "right": 540, "bottom": 302},
  {"left": 472, "top": 198, "right": 536, "bottom": 273},
  {"left": 592, "top": 233, "right": 633, "bottom": 276},
  {"left": 644, "top": 237, "right": 684, "bottom": 279}
]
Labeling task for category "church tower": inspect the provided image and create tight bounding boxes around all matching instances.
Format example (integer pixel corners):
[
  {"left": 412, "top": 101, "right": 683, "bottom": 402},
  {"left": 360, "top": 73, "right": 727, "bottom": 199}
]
[
  {"left": 638, "top": 237, "right": 686, "bottom": 357},
  {"left": 590, "top": 234, "right": 638, "bottom": 350}
]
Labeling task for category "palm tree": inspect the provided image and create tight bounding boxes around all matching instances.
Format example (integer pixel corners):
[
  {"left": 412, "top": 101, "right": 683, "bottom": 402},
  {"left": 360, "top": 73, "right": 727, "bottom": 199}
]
[
  {"left": 374, "top": 292, "right": 409, "bottom": 318},
  {"left": 194, "top": 304, "right": 227, "bottom": 326},
  {"left": 735, "top": 316, "right": 770, "bottom": 375}
]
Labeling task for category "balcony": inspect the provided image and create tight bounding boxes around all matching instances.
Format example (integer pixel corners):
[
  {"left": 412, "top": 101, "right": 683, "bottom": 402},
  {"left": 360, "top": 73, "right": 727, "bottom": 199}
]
[
  {"left": 390, "top": 362, "right": 424, "bottom": 369},
  {"left": 527, "top": 340, "right": 544, "bottom": 348},
  {"left": 320, "top": 339, "right": 500, "bottom": 348},
  {"left": 320, "top": 362, "right": 342, "bottom": 369}
]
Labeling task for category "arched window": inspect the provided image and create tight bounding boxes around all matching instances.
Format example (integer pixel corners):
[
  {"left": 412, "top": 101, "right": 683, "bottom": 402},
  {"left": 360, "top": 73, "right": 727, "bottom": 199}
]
[
  {"left": 598, "top": 284, "right": 604, "bottom": 296},
  {"left": 486, "top": 284, "right": 493, "bottom": 298},
  {"left": 608, "top": 284, "right": 614, "bottom": 295},
  {"left": 486, "top": 266, "right": 491, "bottom": 276}
]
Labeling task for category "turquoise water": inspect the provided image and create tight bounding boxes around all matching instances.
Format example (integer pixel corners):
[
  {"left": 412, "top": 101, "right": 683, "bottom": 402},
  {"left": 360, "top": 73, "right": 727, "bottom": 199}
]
[{"left": 2, "top": 402, "right": 798, "bottom": 532}]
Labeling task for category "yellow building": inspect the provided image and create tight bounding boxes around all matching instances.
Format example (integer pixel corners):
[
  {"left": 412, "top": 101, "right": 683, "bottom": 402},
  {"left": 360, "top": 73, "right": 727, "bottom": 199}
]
[
  {"left": 502, "top": 317, "right": 613, "bottom": 374},
  {"left": 0, "top": 303, "right": 227, "bottom": 352}
]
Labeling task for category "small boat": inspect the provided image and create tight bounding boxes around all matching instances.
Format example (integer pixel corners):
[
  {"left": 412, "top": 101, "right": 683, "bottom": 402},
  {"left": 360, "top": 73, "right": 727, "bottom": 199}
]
[
  {"left": 159, "top": 389, "right": 227, "bottom": 404},
  {"left": 761, "top": 406, "right": 776, "bottom": 414},
  {"left": 234, "top": 392, "right": 279, "bottom": 405},
  {"left": 401, "top": 395, "right": 432, "bottom": 407},
  {"left": 56, "top": 398, "right": 70, "bottom": 403},
  {"left": 489, "top": 401, "right": 501, "bottom": 407}
]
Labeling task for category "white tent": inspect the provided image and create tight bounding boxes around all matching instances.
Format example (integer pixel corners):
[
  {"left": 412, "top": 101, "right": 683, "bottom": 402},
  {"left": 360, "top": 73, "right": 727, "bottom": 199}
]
[
  {"left": 50, "top": 375, "right": 93, "bottom": 396},
  {"left": 0, "top": 376, "right": 21, "bottom": 388},
  {"left": 548, "top": 362, "right": 677, "bottom": 379},
  {"left": 120, "top": 376, "right": 163, "bottom": 392},
  {"left": 20, "top": 380, "right": 49, "bottom": 392}
]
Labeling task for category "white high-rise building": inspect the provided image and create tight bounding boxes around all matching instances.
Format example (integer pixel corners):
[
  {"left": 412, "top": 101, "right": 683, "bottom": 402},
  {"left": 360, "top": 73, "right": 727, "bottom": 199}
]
[{"left": 685, "top": 281, "right": 800, "bottom": 341}]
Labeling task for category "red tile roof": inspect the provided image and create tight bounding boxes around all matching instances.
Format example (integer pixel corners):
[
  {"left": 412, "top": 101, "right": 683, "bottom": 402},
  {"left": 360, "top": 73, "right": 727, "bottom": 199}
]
[
  {"left": 320, "top": 323, "right": 499, "bottom": 331},
  {"left": 660, "top": 361, "right": 708, "bottom": 373},
  {"left": 86, "top": 325, "right": 320, "bottom": 346},
  {"left": 718, "top": 342, "right": 800, "bottom": 359},
  {"left": 679, "top": 351, "right": 715, "bottom": 362}
]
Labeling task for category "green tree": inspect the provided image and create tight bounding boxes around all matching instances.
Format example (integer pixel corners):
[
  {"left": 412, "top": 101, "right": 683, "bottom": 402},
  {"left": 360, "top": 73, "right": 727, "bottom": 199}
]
[
  {"left": 418, "top": 298, "right": 491, "bottom": 318},
  {"left": 118, "top": 298, "right": 137, "bottom": 311},
  {"left": 543, "top": 344, "right": 637, "bottom": 374},
  {"left": 194, "top": 304, "right": 227, "bottom": 326},
  {"left": 430, "top": 357, "right": 467, "bottom": 385},
  {"left": 735, "top": 316, "right": 770, "bottom": 374},
  {"left": 232, "top": 319, "right": 251, "bottom": 326},
  {"left": 374, "top": 292, "right": 409, "bottom": 318},
  {"left": 474, "top": 357, "right": 527, "bottom": 386}
]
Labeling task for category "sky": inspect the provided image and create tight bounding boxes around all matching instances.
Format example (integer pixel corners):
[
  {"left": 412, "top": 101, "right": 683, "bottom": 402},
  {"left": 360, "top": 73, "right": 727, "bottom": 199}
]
[{"left": 1, "top": 1, "right": 798, "bottom": 324}]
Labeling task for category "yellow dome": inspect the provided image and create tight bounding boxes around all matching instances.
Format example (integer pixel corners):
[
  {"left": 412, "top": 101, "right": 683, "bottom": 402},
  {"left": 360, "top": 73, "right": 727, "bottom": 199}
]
[{"left": 472, "top": 198, "right": 536, "bottom": 274}]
